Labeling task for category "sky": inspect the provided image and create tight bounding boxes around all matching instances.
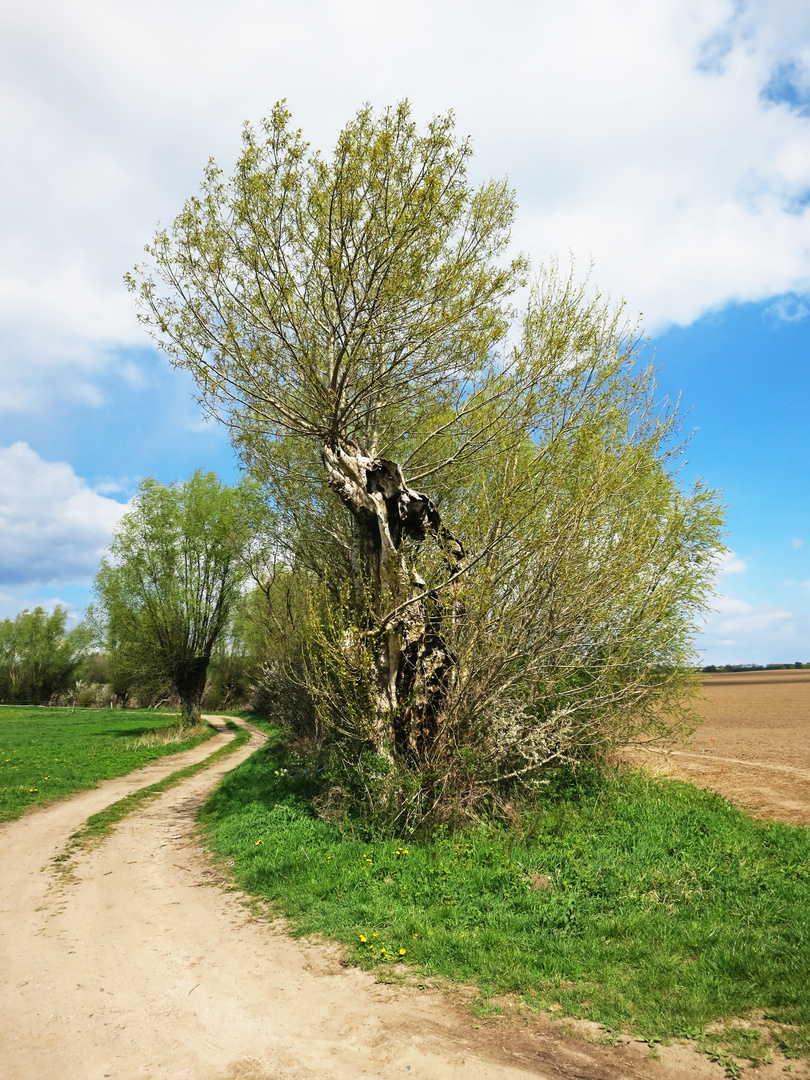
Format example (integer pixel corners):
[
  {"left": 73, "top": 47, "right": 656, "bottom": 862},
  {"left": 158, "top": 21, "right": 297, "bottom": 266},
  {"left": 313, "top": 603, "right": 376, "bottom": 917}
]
[{"left": 0, "top": 0, "right": 808, "bottom": 665}]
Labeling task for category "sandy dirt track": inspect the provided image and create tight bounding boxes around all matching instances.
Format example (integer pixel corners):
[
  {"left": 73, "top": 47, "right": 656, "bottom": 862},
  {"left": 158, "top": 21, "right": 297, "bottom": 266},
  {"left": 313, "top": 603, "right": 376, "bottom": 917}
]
[
  {"left": 0, "top": 714, "right": 748, "bottom": 1080},
  {"left": 631, "top": 670, "right": 810, "bottom": 825}
]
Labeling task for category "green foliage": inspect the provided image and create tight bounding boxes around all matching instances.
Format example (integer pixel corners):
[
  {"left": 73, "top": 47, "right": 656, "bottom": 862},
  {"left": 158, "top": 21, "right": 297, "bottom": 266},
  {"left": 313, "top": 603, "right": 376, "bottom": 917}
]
[
  {"left": 130, "top": 100, "right": 521, "bottom": 452},
  {"left": 93, "top": 471, "right": 258, "bottom": 721},
  {"left": 200, "top": 741, "right": 810, "bottom": 1060},
  {"left": 235, "top": 564, "right": 318, "bottom": 734},
  {"left": 0, "top": 605, "right": 92, "bottom": 704},
  {"left": 201, "top": 632, "right": 251, "bottom": 712},
  {"left": 0, "top": 706, "right": 215, "bottom": 821},
  {"left": 131, "top": 101, "right": 725, "bottom": 821}
]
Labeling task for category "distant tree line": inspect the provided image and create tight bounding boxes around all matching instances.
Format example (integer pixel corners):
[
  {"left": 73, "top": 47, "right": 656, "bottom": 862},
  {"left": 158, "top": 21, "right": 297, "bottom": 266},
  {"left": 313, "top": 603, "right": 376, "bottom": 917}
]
[
  {"left": 0, "top": 606, "right": 92, "bottom": 705},
  {"left": 5, "top": 596, "right": 802, "bottom": 715},
  {"left": 0, "top": 598, "right": 269, "bottom": 714},
  {"left": 701, "top": 662, "right": 807, "bottom": 673}
]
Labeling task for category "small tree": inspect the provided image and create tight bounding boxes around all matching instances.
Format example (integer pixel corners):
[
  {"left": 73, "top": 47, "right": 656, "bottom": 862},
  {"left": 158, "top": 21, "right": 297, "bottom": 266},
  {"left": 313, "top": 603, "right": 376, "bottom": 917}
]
[
  {"left": 238, "top": 557, "right": 319, "bottom": 734},
  {"left": 93, "top": 471, "right": 255, "bottom": 721}
]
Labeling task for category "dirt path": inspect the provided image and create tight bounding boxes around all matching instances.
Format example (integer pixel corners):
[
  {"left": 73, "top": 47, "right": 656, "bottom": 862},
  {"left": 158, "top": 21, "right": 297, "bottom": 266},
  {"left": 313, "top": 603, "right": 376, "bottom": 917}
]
[{"left": 1, "top": 715, "right": 746, "bottom": 1080}]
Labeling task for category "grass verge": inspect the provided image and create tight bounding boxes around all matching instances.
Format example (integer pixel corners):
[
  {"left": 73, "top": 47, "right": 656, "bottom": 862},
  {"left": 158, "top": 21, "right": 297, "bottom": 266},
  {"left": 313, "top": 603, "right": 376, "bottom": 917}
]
[
  {"left": 0, "top": 706, "right": 217, "bottom": 822},
  {"left": 198, "top": 729, "right": 810, "bottom": 1071}
]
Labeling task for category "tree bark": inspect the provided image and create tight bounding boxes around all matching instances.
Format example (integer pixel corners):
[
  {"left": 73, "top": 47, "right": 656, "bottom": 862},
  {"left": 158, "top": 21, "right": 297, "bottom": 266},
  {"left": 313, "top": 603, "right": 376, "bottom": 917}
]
[
  {"left": 175, "top": 656, "right": 209, "bottom": 723},
  {"left": 322, "top": 440, "right": 467, "bottom": 763}
]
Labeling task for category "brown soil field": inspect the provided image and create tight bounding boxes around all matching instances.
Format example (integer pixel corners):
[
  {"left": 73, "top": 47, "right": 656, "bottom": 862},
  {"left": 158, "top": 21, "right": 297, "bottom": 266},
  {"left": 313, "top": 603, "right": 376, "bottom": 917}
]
[{"left": 631, "top": 669, "right": 810, "bottom": 826}]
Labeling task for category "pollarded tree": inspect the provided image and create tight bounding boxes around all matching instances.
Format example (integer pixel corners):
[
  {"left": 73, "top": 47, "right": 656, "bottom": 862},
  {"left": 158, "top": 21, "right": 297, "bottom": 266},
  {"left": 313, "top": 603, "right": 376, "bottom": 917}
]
[
  {"left": 130, "top": 102, "right": 525, "bottom": 755},
  {"left": 93, "top": 471, "right": 256, "bottom": 721},
  {"left": 129, "top": 103, "right": 724, "bottom": 796}
]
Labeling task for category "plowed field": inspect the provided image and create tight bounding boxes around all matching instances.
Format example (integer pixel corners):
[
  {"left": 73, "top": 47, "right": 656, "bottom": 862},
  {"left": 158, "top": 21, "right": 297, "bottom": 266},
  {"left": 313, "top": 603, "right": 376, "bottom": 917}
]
[{"left": 633, "top": 670, "right": 810, "bottom": 825}]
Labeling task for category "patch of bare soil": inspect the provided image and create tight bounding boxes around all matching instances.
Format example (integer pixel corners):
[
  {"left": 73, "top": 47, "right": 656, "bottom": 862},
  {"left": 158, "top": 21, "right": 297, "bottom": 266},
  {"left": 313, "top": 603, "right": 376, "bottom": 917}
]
[
  {"left": 630, "top": 670, "right": 810, "bottom": 826},
  {"left": 1, "top": 714, "right": 775, "bottom": 1080}
]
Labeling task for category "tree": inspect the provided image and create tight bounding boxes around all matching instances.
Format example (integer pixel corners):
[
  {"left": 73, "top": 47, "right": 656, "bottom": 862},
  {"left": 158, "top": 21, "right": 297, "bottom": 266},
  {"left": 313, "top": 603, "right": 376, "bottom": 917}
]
[
  {"left": 0, "top": 606, "right": 91, "bottom": 704},
  {"left": 93, "top": 472, "right": 255, "bottom": 721},
  {"left": 129, "top": 103, "right": 724, "bottom": 820},
  {"left": 237, "top": 555, "right": 319, "bottom": 734}
]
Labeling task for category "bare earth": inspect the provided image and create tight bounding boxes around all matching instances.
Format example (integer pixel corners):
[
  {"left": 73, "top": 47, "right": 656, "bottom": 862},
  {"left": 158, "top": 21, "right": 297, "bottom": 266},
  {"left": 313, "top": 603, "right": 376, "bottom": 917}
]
[
  {"left": 1, "top": 712, "right": 805, "bottom": 1080},
  {"left": 631, "top": 670, "right": 810, "bottom": 826}
]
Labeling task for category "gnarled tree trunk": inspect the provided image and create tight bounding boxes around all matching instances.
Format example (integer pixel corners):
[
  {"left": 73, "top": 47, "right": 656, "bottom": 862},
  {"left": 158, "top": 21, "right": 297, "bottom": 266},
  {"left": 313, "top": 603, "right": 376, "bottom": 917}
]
[
  {"left": 322, "top": 440, "right": 467, "bottom": 763},
  {"left": 175, "top": 656, "right": 209, "bottom": 723}
]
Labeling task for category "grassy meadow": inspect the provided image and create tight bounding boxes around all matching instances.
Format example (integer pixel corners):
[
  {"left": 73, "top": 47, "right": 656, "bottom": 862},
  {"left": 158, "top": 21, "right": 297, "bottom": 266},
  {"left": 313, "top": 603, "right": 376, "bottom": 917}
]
[
  {"left": 0, "top": 706, "right": 216, "bottom": 822},
  {"left": 200, "top": 721, "right": 810, "bottom": 1069}
]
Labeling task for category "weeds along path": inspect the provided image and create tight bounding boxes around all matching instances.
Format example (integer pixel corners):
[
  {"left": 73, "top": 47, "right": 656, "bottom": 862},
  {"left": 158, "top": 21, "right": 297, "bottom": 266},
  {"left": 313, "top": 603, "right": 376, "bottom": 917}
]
[{"left": 2, "top": 716, "right": 735, "bottom": 1080}]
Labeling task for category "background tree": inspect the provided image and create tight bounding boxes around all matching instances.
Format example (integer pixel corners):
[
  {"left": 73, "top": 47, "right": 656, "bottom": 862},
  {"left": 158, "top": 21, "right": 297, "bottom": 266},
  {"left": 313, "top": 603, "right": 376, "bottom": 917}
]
[
  {"left": 0, "top": 606, "right": 91, "bottom": 704},
  {"left": 130, "top": 103, "right": 724, "bottom": 825},
  {"left": 93, "top": 471, "right": 256, "bottom": 722},
  {"left": 237, "top": 553, "right": 319, "bottom": 735}
]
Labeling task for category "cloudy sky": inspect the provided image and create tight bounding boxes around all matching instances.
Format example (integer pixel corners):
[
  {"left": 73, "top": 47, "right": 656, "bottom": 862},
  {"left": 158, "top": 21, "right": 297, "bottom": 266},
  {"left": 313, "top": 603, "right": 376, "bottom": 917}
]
[{"left": 1, "top": 0, "right": 808, "bottom": 664}]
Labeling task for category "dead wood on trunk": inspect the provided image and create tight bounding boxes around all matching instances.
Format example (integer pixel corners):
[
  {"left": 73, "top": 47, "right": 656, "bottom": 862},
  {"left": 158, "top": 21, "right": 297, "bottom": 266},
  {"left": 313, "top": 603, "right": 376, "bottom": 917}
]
[{"left": 322, "top": 440, "right": 467, "bottom": 763}]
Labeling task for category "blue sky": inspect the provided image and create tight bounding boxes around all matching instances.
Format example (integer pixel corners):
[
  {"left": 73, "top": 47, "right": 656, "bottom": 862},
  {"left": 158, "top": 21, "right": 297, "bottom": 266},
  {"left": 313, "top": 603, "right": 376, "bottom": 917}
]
[
  {"left": 654, "top": 300, "right": 809, "bottom": 661},
  {"left": 1, "top": 0, "right": 808, "bottom": 664}
]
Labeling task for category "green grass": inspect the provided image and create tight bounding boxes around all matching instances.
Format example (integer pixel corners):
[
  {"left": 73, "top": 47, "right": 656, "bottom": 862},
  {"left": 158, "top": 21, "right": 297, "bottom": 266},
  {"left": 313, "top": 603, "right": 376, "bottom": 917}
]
[
  {"left": 0, "top": 706, "right": 216, "bottom": 822},
  {"left": 199, "top": 731, "right": 810, "bottom": 1067}
]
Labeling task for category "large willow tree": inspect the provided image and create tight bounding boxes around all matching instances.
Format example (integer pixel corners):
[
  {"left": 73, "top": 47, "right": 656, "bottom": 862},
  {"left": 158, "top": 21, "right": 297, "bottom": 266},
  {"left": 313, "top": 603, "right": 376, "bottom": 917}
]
[{"left": 130, "top": 102, "right": 723, "bottom": 813}]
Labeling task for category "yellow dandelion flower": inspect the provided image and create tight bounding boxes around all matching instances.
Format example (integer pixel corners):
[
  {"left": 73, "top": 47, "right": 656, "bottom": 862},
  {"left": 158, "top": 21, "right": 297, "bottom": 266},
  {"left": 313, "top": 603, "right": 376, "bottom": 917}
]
[
  {"left": 255, "top": 839, "right": 264, "bottom": 845},
  {"left": 372, "top": 932, "right": 378, "bottom": 937},
  {"left": 359, "top": 935, "right": 367, "bottom": 943},
  {"left": 399, "top": 948, "right": 406, "bottom": 956}
]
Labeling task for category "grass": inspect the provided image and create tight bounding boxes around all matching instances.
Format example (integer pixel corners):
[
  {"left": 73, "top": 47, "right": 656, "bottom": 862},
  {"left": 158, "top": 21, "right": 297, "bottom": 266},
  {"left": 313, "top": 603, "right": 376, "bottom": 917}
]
[
  {"left": 0, "top": 705, "right": 217, "bottom": 822},
  {"left": 199, "top": 729, "right": 810, "bottom": 1069}
]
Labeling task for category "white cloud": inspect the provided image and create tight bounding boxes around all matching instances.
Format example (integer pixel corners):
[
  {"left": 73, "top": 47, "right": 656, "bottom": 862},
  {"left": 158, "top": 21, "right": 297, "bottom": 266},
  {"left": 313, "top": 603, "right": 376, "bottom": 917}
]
[
  {"left": 712, "top": 595, "right": 792, "bottom": 633},
  {"left": 2, "top": 0, "right": 810, "bottom": 409},
  {"left": 764, "top": 296, "right": 810, "bottom": 322},
  {"left": 792, "top": 536, "right": 806, "bottom": 549},
  {"left": 712, "top": 595, "right": 756, "bottom": 616},
  {"left": 0, "top": 588, "right": 85, "bottom": 624},
  {"left": 0, "top": 443, "right": 128, "bottom": 588},
  {"left": 698, "top": 591, "right": 809, "bottom": 663},
  {"left": 716, "top": 550, "right": 748, "bottom": 575}
]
